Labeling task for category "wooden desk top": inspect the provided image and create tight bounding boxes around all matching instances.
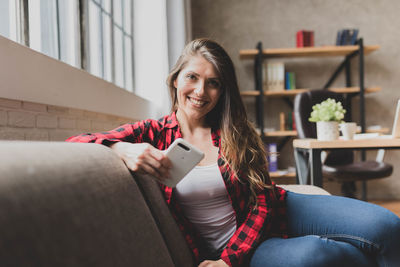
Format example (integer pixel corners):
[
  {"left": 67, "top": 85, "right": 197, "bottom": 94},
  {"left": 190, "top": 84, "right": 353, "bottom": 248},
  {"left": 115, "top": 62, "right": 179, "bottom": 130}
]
[{"left": 293, "top": 138, "right": 400, "bottom": 149}]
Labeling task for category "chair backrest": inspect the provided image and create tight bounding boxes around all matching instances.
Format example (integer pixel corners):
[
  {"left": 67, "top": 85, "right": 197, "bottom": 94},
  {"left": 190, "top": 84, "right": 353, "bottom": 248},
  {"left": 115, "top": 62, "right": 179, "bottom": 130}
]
[{"left": 294, "top": 89, "right": 354, "bottom": 166}]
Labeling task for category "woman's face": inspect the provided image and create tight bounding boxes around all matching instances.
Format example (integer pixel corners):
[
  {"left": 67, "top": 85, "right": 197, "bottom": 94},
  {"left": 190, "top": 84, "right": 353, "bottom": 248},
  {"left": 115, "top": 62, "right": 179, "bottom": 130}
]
[{"left": 174, "top": 56, "right": 222, "bottom": 123}]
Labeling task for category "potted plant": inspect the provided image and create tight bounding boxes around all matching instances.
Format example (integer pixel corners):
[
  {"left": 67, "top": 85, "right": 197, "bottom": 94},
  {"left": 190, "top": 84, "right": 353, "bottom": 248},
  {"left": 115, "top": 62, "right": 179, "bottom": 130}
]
[{"left": 309, "top": 98, "right": 346, "bottom": 141}]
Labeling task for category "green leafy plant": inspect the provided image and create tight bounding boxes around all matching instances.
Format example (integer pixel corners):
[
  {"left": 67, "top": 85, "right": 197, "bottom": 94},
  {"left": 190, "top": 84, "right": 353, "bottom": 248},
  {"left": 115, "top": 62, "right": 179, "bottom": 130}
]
[{"left": 309, "top": 98, "right": 346, "bottom": 122}]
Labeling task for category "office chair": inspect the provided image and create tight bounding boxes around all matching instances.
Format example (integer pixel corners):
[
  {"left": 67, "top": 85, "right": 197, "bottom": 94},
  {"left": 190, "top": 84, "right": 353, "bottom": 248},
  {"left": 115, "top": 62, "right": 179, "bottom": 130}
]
[{"left": 293, "top": 89, "right": 393, "bottom": 200}]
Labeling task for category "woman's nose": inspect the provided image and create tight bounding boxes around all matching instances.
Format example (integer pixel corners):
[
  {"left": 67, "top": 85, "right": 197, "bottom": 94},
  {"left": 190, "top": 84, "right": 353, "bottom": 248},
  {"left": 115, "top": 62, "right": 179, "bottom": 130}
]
[{"left": 194, "top": 80, "right": 205, "bottom": 95}]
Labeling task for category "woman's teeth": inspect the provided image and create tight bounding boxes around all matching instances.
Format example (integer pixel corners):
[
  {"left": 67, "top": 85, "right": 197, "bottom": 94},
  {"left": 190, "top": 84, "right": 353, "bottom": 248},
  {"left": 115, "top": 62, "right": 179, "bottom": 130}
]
[{"left": 189, "top": 97, "right": 206, "bottom": 106}]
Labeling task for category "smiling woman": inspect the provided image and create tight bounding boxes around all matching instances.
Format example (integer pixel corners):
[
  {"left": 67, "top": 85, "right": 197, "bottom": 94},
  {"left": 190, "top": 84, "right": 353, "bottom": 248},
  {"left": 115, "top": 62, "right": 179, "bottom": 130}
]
[{"left": 66, "top": 38, "right": 400, "bottom": 267}]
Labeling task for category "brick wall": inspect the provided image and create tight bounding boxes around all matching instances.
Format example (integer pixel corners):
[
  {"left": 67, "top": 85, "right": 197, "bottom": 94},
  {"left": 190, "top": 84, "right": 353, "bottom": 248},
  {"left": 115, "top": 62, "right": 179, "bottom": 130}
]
[{"left": 0, "top": 97, "right": 134, "bottom": 141}]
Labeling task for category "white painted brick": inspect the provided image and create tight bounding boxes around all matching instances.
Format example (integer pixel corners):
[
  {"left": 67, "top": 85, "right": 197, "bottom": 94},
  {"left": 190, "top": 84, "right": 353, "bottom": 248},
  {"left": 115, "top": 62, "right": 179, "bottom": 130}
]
[
  {"left": 0, "top": 128, "right": 25, "bottom": 140},
  {"left": 0, "top": 110, "right": 7, "bottom": 125},
  {"left": 22, "top": 101, "right": 47, "bottom": 112},
  {"left": 91, "top": 120, "right": 107, "bottom": 131},
  {"left": 58, "top": 117, "right": 76, "bottom": 129},
  {"left": 83, "top": 110, "right": 99, "bottom": 119},
  {"left": 49, "top": 130, "right": 79, "bottom": 141},
  {"left": 8, "top": 111, "right": 35, "bottom": 128},
  {"left": 69, "top": 108, "right": 84, "bottom": 116},
  {"left": 47, "top": 105, "right": 70, "bottom": 115},
  {"left": 37, "top": 115, "right": 58, "bottom": 129},
  {"left": 76, "top": 119, "right": 91, "bottom": 130},
  {"left": 0, "top": 98, "right": 22, "bottom": 109},
  {"left": 25, "top": 130, "right": 49, "bottom": 141}
]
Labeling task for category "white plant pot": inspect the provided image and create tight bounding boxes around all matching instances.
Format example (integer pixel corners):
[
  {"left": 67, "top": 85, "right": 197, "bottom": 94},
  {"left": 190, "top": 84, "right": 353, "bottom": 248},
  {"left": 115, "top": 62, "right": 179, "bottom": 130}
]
[{"left": 316, "top": 121, "right": 339, "bottom": 141}]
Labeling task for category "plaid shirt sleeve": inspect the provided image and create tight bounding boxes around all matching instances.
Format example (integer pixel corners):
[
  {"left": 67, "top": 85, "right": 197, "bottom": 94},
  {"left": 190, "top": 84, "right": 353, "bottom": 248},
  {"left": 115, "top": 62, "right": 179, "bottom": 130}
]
[
  {"left": 65, "top": 120, "right": 152, "bottom": 146},
  {"left": 220, "top": 185, "right": 287, "bottom": 267}
]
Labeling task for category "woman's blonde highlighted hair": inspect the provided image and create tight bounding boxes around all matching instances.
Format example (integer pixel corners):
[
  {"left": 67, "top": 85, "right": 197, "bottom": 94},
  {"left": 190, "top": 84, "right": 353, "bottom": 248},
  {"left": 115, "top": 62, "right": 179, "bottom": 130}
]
[{"left": 167, "top": 38, "right": 275, "bottom": 206}]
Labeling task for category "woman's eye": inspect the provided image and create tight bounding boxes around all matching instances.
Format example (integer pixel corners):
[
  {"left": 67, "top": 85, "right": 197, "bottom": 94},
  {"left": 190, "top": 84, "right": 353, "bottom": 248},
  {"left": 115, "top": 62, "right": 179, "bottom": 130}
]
[
  {"left": 186, "top": 74, "right": 197, "bottom": 80},
  {"left": 208, "top": 79, "right": 221, "bottom": 88}
]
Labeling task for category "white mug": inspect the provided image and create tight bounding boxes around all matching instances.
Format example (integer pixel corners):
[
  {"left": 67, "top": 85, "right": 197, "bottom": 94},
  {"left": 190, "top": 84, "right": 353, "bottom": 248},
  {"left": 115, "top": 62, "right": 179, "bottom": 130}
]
[{"left": 340, "top": 122, "right": 357, "bottom": 140}]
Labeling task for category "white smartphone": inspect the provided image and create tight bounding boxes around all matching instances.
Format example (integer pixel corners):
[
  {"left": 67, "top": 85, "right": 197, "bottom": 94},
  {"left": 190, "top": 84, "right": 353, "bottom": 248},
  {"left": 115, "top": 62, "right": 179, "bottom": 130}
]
[{"left": 158, "top": 138, "right": 204, "bottom": 187}]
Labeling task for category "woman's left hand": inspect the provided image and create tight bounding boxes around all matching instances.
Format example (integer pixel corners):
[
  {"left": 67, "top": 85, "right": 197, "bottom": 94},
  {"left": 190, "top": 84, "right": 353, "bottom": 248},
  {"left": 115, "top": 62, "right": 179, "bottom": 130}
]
[{"left": 198, "top": 259, "right": 229, "bottom": 267}]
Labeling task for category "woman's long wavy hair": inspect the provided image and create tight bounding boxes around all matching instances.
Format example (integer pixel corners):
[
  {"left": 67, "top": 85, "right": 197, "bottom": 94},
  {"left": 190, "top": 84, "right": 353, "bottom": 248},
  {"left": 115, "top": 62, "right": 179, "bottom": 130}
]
[{"left": 167, "top": 38, "right": 275, "bottom": 207}]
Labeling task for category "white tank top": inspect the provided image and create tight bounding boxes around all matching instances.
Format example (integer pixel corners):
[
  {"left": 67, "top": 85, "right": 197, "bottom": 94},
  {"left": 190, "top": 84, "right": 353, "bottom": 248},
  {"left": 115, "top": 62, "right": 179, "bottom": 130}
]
[{"left": 175, "top": 163, "right": 237, "bottom": 252}]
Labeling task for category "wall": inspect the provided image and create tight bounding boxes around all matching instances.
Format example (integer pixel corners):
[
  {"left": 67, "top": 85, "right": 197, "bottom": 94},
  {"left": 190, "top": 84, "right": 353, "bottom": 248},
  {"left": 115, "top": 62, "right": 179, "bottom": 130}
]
[
  {"left": 191, "top": 0, "right": 400, "bottom": 199},
  {"left": 0, "top": 97, "right": 132, "bottom": 141},
  {"left": 0, "top": 35, "right": 159, "bottom": 142}
]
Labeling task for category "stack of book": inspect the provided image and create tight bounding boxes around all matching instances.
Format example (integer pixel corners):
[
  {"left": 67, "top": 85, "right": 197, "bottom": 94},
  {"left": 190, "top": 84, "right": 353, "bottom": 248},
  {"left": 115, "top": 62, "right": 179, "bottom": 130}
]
[
  {"left": 263, "top": 62, "right": 285, "bottom": 91},
  {"left": 296, "top": 30, "right": 314, "bottom": 47},
  {"left": 266, "top": 143, "right": 278, "bottom": 172},
  {"left": 336, "top": 29, "right": 359, "bottom": 45},
  {"left": 279, "top": 112, "right": 297, "bottom": 131},
  {"left": 285, "top": 72, "right": 296, "bottom": 90}
]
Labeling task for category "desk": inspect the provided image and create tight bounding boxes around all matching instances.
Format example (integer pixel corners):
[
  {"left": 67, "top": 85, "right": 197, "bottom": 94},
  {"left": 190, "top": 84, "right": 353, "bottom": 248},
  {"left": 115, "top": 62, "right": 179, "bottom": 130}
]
[{"left": 293, "top": 138, "right": 400, "bottom": 187}]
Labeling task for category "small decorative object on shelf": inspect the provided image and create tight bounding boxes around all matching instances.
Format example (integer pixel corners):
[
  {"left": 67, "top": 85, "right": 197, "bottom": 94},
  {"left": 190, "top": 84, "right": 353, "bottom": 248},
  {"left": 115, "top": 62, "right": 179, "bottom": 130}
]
[
  {"left": 336, "top": 29, "right": 359, "bottom": 46},
  {"left": 296, "top": 30, "right": 314, "bottom": 47},
  {"left": 309, "top": 98, "right": 346, "bottom": 141}
]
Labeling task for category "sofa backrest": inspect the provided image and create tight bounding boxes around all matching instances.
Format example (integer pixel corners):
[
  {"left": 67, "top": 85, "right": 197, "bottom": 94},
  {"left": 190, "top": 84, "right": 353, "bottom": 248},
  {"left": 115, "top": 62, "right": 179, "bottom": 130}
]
[{"left": 0, "top": 141, "right": 194, "bottom": 267}]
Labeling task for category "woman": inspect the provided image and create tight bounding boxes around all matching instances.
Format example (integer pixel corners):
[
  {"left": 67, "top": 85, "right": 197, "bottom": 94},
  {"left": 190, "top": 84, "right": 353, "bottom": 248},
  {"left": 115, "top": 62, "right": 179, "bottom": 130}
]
[{"left": 67, "top": 38, "right": 400, "bottom": 267}]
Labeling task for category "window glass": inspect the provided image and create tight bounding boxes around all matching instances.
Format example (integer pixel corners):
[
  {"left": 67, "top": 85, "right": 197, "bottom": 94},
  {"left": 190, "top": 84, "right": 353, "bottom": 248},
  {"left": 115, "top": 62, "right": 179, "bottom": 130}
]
[
  {"left": 103, "top": 13, "right": 112, "bottom": 82},
  {"left": 58, "top": 0, "right": 80, "bottom": 67},
  {"left": 0, "top": 1, "right": 11, "bottom": 39},
  {"left": 124, "top": 36, "right": 133, "bottom": 92},
  {"left": 113, "top": 0, "right": 123, "bottom": 27},
  {"left": 88, "top": 0, "right": 102, "bottom": 78},
  {"left": 114, "top": 26, "right": 124, "bottom": 88}
]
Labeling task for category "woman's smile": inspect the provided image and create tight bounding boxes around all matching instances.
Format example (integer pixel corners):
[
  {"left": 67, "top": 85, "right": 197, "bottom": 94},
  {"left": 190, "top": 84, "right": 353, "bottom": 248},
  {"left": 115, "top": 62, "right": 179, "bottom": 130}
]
[{"left": 174, "top": 55, "right": 222, "bottom": 124}]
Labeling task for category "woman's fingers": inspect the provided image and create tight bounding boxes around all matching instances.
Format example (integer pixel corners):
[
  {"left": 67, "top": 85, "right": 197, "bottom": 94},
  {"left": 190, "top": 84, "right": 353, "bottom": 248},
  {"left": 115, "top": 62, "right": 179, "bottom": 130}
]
[
  {"left": 133, "top": 145, "right": 171, "bottom": 179},
  {"left": 111, "top": 142, "right": 171, "bottom": 179}
]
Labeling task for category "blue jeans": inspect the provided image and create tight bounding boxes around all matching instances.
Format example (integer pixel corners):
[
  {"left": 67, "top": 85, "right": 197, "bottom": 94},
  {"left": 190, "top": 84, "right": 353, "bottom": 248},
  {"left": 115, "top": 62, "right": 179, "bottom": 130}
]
[{"left": 250, "top": 192, "right": 400, "bottom": 267}]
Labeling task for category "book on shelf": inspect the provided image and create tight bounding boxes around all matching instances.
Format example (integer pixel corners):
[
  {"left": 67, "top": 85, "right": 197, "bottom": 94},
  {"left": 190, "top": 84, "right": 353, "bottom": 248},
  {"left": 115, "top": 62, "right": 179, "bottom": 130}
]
[
  {"left": 266, "top": 143, "right": 278, "bottom": 172},
  {"left": 285, "top": 71, "right": 296, "bottom": 90},
  {"left": 285, "top": 111, "right": 297, "bottom": 131},
  {"left": 279, "top": 112, "right": 286, "bottom": 131},
  {"left": 336, "top": 29, "right": 359, "bottom": 45},
  {"left": 263, "top": 61, "right": 285, "bottom": 91},
  {"left": 296, "top": 30, "right": 314, "bottom": 47}
]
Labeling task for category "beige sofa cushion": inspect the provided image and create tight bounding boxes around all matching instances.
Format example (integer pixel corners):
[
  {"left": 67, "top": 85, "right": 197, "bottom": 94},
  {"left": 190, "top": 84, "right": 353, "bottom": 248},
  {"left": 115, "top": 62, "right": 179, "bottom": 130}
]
[{"left": 0, "top": 141, "right": 179, "bottom": 267}]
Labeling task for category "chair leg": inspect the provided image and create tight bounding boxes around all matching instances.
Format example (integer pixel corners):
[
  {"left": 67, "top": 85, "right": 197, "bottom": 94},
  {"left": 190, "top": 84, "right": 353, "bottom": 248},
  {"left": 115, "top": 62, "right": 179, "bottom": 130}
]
[
  {"left": 361, "top": 181, "right": 367, "bottom": 201},
  {"left": 341, "top": 181, "right": 357, "bottom": 198}
]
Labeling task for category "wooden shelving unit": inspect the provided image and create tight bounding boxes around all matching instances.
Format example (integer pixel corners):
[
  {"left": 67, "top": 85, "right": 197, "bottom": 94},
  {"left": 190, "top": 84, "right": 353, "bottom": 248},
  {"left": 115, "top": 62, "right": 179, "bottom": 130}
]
[{"left": 240, "top": 40, "right": 381, "bottom": 176}]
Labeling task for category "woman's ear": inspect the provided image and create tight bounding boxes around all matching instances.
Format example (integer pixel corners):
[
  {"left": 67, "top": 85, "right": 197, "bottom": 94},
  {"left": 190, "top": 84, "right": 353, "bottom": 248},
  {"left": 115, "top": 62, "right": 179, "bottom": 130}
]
[{"left": 173, "top": 78, "right": 177, "bottom": 89}]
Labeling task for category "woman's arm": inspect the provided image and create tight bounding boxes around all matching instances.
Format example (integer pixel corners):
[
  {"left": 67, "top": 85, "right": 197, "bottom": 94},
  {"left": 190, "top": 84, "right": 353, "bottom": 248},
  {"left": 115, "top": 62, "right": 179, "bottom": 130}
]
[
  {"left": 66, "top": 120, "right": 171, "bottom": 179},
  {"left": 65, "top": 122, "right": 144, "bottom": 146}
]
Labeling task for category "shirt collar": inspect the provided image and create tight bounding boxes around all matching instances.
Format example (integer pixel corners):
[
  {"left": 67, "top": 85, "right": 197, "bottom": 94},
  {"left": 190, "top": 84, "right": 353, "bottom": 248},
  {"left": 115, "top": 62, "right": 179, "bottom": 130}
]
[
  {"left": 164, "top": 111, "right": 179, "bottom": 129},
  {"left": 165, "top": 111, "right": 221, "bottom": 148}
]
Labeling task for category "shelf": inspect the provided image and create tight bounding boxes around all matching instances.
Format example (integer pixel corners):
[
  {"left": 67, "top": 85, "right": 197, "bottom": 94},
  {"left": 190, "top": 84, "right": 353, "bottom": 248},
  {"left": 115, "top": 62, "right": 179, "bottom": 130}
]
[
  {"left": 240, "top": 87, "right": 381, "bottom": 97},
  {"left": 255, "top": 129, "right": 297, "bottom": 137},
  {"left": 269, "top": 171, "right": 296, "bottom": 178},
  {"left": 265, "top": 130, "right": 297, "bottom": 137},
  {"left": 240, "top": 45, "right": 380, "bottom": 59}
]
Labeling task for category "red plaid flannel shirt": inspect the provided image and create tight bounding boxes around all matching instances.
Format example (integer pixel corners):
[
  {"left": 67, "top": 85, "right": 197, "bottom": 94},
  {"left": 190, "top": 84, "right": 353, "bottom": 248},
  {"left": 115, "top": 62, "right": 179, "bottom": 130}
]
[{"left": 66, "top": 112, "right": 288, "bottom": 266}]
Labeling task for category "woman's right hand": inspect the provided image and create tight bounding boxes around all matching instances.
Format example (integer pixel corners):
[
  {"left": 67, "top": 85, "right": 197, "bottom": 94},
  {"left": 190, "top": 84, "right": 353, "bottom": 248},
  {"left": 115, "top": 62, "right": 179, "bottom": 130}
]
[{"left": 110, "top": 142, "right": 172, "bottom": 180}]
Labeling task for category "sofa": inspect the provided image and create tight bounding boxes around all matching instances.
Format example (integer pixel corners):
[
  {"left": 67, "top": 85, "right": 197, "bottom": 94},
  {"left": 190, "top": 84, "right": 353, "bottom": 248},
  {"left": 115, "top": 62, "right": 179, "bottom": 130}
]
[{"left": 0, "top": 141, "right": 329, "bottom": 266}]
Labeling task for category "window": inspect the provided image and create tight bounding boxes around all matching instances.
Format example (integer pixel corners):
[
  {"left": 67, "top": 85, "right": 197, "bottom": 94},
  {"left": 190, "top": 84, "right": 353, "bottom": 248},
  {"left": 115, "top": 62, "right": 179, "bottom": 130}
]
[
  {"left": 87, "top": 0, "right": 134, "bottom": 91},
  {"left": 0, "top": 0, "right": 22, "bottom": 43},
  {"left": 29, "top": 0, "right": 80, "bottom": 68},
  {"left": 1, "top": 0, "right": 134, "bottom": 92}
]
